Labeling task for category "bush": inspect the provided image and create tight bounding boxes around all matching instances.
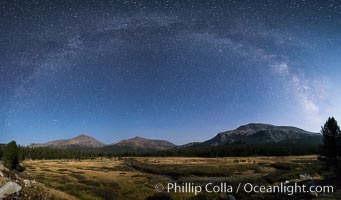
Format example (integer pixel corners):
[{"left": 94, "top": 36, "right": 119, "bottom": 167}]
[
  {"left": 270, "top": 162, "right": 297, "bottom": 170},
  {"left": 16, "top": 163, "right": 26, "bottom": 172}
]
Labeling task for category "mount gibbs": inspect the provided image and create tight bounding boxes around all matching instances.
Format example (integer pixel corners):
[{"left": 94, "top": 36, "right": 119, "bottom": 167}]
[
  {"left": 28, "top": 123, "right": 322, "bottom": 157},
  {"left": 102, "top": 137, "right": 176, "bottom": 153}
]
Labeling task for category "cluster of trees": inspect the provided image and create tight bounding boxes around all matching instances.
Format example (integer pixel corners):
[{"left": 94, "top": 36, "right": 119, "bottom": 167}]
[
  {"left": 16, "top": 146, "right": 102, "bottom": 160},
  {"left": 146, "top": 143, "right": 319, "bottom": 157},
  {"left": 18, "top": 147, "right": 114, "bottom": 160},
  {"left": 0, "top": 142, "right": 320, "bottom": 164},
  {"left": 0, "top": 142, "right": 117, "bottom": 170}
]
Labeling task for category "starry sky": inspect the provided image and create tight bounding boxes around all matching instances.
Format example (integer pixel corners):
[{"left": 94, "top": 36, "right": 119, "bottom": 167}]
[{"left": 0, "top": 0, "right": 340, "bottom": 145}]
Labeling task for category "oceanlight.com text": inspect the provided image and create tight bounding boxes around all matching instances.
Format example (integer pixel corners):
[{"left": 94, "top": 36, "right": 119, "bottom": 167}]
[{"left": 156, "top": 182, "right": 334, "bottom": 196}]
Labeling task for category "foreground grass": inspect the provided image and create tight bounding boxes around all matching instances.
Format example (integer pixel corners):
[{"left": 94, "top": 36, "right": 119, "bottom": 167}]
[
  {"left": 23, "top": 159, "right": 168, "bottom": 200},
  {"left": 22, "top": 155, "right": 340, "bottom": 200}
]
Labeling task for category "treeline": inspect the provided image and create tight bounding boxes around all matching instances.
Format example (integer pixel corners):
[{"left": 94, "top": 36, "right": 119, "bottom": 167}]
[
  {"left": 0, "top": 142, "right": 115, "bottom": 166},
  {"left": 16, "top": 146, "right": 106, "bottom": 160},
  {"left": 144, "top": 143, "right": 320, "bottom": 157},
  {"left": 2, "top": 143, "right": 320, "bottom": 161},
  {"left": 0, "top": 142, "right": 320, "bottom": 163}
]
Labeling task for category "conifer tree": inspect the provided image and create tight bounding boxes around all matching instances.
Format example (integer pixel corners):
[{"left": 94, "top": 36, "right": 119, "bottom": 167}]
[
  {"left": 2, "top": 141, "right": 19, "bottom": 169},
  {"left": 320, "top": 117, "right": 341, "bottom": 159}
]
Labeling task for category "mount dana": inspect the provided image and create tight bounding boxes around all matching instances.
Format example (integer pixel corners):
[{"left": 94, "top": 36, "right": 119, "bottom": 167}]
[{"left": 198, "top": 123, "right": 321, "bottom": 146}]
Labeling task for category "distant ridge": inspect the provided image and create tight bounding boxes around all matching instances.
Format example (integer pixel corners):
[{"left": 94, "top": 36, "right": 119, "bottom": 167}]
[
  {"left": 100, "top": 136, "right": 177, "bottom": 153},
  {"left": 27, "top": 123, "right": 322, "bottom": 153},
  {"left": 29, "top": 135, "right": 177, "bottom": 152}
]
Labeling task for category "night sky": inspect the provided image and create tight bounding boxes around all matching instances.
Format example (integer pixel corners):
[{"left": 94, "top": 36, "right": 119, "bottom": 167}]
[{"left": 1, "top": 0, "right": 340, "bottom": 145}]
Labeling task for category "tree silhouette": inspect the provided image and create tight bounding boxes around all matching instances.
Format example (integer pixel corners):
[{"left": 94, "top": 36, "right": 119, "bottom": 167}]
[
  {"left": 2, "top": 141, "right": 19, "bottom": 170},
  {"left": 320, "top": 117, "right": 341, "bottom": 159}
]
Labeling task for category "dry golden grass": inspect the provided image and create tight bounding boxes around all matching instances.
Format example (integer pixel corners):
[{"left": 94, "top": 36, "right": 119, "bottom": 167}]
[
  {"left": 22, "top": 155, "right": 321, "bottom": 200},
  {"left": 132, "top": 155, "right": 317, "bottom": 165},
  {"left": 24, "top": 159, "right": 169, "bottom": 200}
]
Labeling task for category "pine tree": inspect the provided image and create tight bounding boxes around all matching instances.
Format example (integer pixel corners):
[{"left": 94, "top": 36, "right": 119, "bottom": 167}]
[
  {"left": 320, "top": 117, "right": 341, "bottom": 159},
  {"left": 2, "top": 141, "right": 19, "bottom": 170},
  {"left": 0, "top": 146, "right": 3, "bottom": 158}
]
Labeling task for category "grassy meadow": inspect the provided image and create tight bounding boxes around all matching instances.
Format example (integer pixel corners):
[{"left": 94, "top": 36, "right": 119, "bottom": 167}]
[{"left": 20, "top": 156, "right": 340, "bottom": 200}]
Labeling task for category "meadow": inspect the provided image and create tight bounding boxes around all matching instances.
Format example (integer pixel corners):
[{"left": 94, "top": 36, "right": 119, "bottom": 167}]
[{"left": 20, "top": 156, "right": 340, "bottom": 200}]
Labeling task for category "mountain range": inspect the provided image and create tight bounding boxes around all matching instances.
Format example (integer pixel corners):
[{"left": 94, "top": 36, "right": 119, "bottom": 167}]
[
  {"left": 29, "top": 123, "right": 322, "bottom": 153},
  {"left": 30, "top": 135, "right": 176, "bottom": 153}
]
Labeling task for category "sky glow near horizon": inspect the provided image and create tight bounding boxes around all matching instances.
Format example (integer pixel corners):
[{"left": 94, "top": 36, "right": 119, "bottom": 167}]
[{"left": 0, "top": 0, "right": 340, "bottom": 145}]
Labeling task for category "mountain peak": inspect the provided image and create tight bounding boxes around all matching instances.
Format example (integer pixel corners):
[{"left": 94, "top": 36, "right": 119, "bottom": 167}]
[
  {"left": 30, "top": 134, "right": 105, "bottom": 148},
  {"left": 74, "top": 134, "right": 91, "bottom": 138},
  {"left": 236, "top": 123, "right": 274, "bottom": 131},
  {"left": 109, "top": 136, "right": 176, "bottom": 152},
  {"left": 131, "top": 136, "right": 146, "bottom": 140}
]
